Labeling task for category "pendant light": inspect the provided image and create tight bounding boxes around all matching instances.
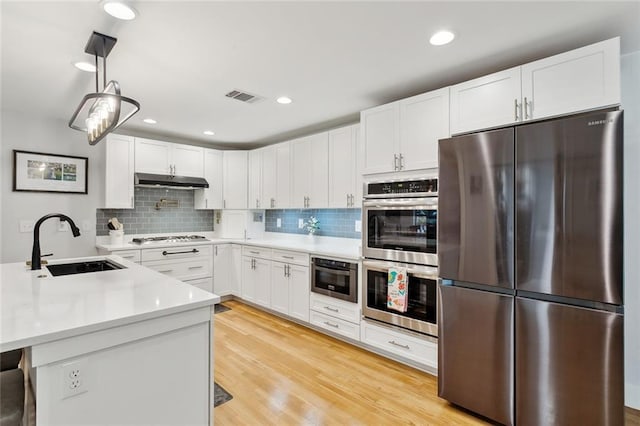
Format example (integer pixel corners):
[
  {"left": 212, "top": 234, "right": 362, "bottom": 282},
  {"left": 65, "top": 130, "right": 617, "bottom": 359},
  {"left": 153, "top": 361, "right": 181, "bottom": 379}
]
[{"left": 69, "top": 31, "right": 140, "bottom": 145}]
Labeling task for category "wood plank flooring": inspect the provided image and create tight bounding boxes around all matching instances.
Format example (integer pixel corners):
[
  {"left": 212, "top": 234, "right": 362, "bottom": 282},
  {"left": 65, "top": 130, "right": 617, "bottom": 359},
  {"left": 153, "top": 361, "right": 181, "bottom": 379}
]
[
  {"left": 214, "top": 300, "right": 640, "bottom": 425},
  {"left": 213, "top": 300, "right": 488, "bottom": 425}
]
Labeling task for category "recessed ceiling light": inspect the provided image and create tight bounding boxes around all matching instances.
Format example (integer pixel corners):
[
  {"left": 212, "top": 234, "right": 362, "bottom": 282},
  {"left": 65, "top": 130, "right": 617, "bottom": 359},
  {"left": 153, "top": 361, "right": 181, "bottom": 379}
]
[
  {"left": 74, "top": 62, "right": 97, "bottom": 72},
  {"left": 102, "top": 1, "right": 137, "bottom": 20},
  {"left": 203, "top": 130, "right": 215, "bottom": 136},
  {"left": 277, "top": 96, "right": 292, "bottom": 105},
  {"left": 143, "top": 118, "right": 157, "bottom": 124},
  {"left": 429, "top": 30, "right": 455, "bottom": 46}
]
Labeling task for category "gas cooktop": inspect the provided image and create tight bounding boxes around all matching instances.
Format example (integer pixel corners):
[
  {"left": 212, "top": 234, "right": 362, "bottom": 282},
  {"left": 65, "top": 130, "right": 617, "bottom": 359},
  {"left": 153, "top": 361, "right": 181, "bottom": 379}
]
[{"left": 130, "top": 235, "right": 209, "bottom": 245}]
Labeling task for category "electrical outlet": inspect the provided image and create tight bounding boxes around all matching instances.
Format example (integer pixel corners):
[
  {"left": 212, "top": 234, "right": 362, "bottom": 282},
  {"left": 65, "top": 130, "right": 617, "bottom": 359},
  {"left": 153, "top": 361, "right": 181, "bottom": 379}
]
[
  {"left": 298, "top": 218, "right": 304, "bottom": 229},
  {"left": 276, "top": 218, "right": 282, "bottom": 228},
  {"left": 19, "top": 220, "right": 34, "bottom": 233},
  {"left": 61, "top": 358, "right": 89, "bottom": 399},
  {"left": 355, "top": 220, "right": 362, "bottom": 232},
  {"left": 58, "top": 220, "right": 70, "bottom": 232}
]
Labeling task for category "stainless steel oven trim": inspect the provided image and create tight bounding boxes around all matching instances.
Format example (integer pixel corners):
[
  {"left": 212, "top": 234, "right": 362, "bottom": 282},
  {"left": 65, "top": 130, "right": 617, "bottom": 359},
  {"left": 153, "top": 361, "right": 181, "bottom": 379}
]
[
  {"left": 311, "top": 257, "right": 358, "bottom": 303},
  {"left": 362, "top": 259, "right": 438, "bottom": 337},
  {"left": 363, "top": 197, "right": 438, "bottom": 266}
]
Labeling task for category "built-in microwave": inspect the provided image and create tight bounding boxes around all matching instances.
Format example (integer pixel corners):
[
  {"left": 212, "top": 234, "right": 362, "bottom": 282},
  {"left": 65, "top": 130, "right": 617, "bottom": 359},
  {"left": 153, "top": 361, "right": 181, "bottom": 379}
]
[
  {"left": 311, "top": 257, "right": 358, "bottom": 303},
  {"left": 363, "top": 177, "right": 438, "bottom": 266}
]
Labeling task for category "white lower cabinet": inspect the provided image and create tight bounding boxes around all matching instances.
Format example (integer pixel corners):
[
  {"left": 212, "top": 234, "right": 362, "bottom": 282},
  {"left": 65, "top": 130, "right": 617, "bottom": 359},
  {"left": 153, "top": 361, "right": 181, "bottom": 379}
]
[
  {"left": 287, "top": 264, "right": 309, "bottom": 322},
  {"left": 270, "top": 250, "right": 310, "bottom": 322},
  {"left": 241, "top": 247, "right": 272, "bottom": 307},
  {"left": 310, "top": 311, "right": 360, "bottom": 341},
  {"left": 360, "top": 320, "right": 437, "bottom": 369},
  {"left": 213, "top": 244, "right": 241, "bottom": 297},
  {"left": 109, "top": 249, "right": 141, "bottom": 263}
]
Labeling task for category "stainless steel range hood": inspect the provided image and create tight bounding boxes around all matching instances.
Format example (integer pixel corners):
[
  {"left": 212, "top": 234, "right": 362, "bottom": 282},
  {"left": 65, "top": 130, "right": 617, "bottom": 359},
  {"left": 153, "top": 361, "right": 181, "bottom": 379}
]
[{"left": 134, "top": 173, "right": 209, "bottom": 189}]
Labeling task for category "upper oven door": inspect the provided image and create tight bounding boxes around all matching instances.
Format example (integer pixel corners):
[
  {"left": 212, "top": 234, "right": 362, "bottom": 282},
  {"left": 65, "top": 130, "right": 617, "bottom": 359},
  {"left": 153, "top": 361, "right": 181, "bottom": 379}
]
[{"left": 363, "top": 197, "right": 438, "bottom": 266}]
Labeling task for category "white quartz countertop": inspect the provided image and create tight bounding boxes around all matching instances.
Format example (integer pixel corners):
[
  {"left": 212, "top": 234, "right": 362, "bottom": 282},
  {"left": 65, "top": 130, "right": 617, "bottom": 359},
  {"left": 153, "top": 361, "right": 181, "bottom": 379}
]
[
  {"left": 0, "top": 255, "right": 219, "bottom": 352},
  {"left": 98, "top": 232, "right": 362, "bottom": 261}
]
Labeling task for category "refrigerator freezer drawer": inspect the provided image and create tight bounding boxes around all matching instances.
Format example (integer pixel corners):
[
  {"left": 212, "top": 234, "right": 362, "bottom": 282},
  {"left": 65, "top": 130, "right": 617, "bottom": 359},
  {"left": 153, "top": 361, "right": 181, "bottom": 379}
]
[
  {"left": 438, "top": 284, "right": 514, "bottom": 425},
  {"left": 515, "top": 297, "right": 623, "bottom": 426}
]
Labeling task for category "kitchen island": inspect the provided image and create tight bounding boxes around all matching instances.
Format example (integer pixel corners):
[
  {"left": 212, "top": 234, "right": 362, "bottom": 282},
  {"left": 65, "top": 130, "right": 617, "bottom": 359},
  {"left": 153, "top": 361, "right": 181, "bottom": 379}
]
[{"left": 0, "top": 255, "right": 219, "bottom": 425}]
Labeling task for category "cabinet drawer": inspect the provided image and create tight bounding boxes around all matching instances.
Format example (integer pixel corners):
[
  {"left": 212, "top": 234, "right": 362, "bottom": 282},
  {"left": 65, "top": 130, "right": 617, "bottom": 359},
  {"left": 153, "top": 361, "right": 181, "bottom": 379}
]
[
  {"left": 184, "top": 278, "right": 213, "bottom": 293},
  {"left": 143, "top": 258, "right": 212, "bottom": 281},
  {"left": 310, "top": 311, "right": 360, "bottom": 341},
  {"left": 111, "top": 249, "right": 141, "bottom": 263},
  {"left": 310, "top": 293, "right": 360, "bottom": 324},
  {"left": 272, "top": 249, "right": 309, "bottom": 266},
  {"left": 360, "top": 320, "right": 437, "bottom": 368},
  {"left": 242, "top": 246, "right": 272, "bottom": 260},
  {"left": 141, "top": 245, "right": 212, "bottom": 262}
]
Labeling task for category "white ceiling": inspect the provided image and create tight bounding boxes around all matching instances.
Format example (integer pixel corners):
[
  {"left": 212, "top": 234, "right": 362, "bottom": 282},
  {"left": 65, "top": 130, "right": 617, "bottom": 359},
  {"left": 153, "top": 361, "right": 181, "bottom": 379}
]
[{"left": 2, "top": 1, "right": 639, "bottom": 148}]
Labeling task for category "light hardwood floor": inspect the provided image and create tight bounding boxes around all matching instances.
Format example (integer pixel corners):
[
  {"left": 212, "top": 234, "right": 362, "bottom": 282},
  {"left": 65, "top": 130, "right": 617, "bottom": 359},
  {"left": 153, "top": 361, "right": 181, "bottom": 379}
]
[
  {"left": 214, "top": 300, "right": 640, "bottom": 425},
  {"left": 213, "top": 300, "right": 489, "bottom": 425}
]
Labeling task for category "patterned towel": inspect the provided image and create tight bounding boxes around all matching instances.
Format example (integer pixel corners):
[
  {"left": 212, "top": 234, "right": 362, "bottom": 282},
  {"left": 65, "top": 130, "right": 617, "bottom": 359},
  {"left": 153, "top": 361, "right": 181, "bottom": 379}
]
[{"left": 387, "top": 267, "right": 408, "bottom": 313}]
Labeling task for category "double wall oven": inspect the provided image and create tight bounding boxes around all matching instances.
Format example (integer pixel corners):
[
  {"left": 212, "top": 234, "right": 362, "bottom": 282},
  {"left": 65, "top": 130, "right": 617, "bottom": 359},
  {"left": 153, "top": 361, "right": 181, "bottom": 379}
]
[{"left": 362, "top": 177, "right": 439, "bottom": 337}]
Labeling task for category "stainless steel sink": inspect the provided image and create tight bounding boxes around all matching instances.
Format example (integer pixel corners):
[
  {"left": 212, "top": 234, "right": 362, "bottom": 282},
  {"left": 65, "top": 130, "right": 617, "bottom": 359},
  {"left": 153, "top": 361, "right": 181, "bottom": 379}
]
[{"left": 46, "top": 260, "right": 125, "bottom": 277}]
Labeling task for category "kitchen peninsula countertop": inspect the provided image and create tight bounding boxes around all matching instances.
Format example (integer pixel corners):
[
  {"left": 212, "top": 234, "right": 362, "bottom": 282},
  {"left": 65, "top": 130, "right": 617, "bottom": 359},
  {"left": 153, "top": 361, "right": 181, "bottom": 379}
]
[
  {"left": 97, "top": 232, "right": 362, "bottom": 261},
  {"left": 0, "top": 256, "right": 219, "bottom": 352}
]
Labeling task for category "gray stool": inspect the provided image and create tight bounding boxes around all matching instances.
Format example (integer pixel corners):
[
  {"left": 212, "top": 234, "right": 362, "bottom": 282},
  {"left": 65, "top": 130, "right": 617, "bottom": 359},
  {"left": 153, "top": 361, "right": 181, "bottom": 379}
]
[{"left": 0, "top": 368, "right": 25, "bottom": 426}]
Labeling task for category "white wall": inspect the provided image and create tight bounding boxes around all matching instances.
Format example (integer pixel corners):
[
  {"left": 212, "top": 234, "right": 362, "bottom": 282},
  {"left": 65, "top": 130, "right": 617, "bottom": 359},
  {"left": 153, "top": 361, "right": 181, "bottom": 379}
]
[
  {"left": 0, "top": 110, "right": 105, "bottom": 263},
  {"left": 622, "top": 51, "right": 640, "bottom": 410}
]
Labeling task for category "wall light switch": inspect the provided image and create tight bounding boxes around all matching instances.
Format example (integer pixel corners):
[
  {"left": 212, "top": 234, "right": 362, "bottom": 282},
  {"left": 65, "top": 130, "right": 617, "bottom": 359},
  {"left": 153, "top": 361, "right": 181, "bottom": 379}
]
[
  {"left": 276, "top": 218, "right": 282, "bottom": 228},
  {"left": 355, "top": 220, "right": 362, "bottom": 232},
  {"left": 298, "top": 218, "right": 304, "bottom": 229},
  {"left": 19, "top": 220, "right": 34, "bottom": 233}
]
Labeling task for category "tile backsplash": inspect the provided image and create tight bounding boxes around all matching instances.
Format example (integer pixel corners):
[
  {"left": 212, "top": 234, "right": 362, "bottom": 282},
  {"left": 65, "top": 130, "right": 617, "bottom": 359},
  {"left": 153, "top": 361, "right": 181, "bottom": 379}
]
[
  {"left": 265, "top": 209, "right": 361, "bottom": 239},
  {"left": 96, "top": 187, "right": 213, "bottom": 236}
]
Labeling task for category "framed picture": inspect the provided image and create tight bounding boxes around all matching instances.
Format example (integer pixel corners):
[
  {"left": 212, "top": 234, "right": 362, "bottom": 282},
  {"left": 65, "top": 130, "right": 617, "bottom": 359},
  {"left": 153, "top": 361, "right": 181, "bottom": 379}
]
[{"left": 13, "top": 150, "right": 88, "bottom": 194}]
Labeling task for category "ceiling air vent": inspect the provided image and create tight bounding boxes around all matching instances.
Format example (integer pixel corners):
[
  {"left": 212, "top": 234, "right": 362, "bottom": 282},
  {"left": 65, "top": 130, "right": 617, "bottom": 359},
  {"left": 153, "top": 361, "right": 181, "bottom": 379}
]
[{"left": 225, "top": 89, "right": 264, "bottom": 104}]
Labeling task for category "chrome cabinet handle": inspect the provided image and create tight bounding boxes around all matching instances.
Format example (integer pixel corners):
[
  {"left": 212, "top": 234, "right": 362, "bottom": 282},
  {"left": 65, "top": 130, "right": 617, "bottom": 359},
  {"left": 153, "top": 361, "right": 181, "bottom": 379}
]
[
  {"left": 514, "top": 99, "right": 519, "bottom": 121},
  {"left": 324, "top": 306, "right": 339, "bottom": 313},
  {"left": 271, "top": 198, "right": 275, "bottom": 208},
  {"left": 205, "top": 199, "right": 208, "bottom": 209},
  {"left": 388, "top": 340, "right": 410, "bottom": 350},
  {"left": 347, "top": 193, "right": 350, "bottom": 207},
  {"left": 223, "top": 199, "right": 226, "bottom": 209},
  {"left": 130, "top": 196, "right": 134, "bottom": 208},
  {"left": 249, "top": 250, "right": 259, "bottom": 255},
  {"left": 158, "top": 269, "right": 173, "bottom": 273},
  {"left": 393, "top": 154, "right": 399, "bottom": 171},
  {"left": 399, "top": 153, "right": 404, "bottom": 170},
  {"left": 162, "top": 249, "right": 199, "bottom": 256},
  {"left": 256, "top": 199, "right": 260, "bottom": 208},
  {"left": 215, "top": 246, "right": 218, "bottom": 256},
  {"left": 188, "top": 265, "right": 203, "bottom": 270},
  {"left": 324, "top": 321, "right": 339, "bottom": 328},
  {"left": 282, "top": 255, "right": 294, "bottom": 260},
  {"left": 524, "top": 97, "right": 531, "bottom": 119}
]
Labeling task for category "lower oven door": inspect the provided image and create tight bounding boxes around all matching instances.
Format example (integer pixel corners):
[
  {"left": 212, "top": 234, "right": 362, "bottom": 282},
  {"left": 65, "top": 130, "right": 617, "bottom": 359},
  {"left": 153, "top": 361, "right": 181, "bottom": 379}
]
[{"left": 362, "top": 259, "right": 438, "bottom": 337}]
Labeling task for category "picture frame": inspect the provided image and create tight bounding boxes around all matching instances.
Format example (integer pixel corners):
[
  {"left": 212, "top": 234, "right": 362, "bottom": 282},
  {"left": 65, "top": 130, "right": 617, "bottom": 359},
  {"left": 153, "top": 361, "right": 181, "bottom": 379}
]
[{"left": 13, "top": 150, "right": 88, "bottom": 194}]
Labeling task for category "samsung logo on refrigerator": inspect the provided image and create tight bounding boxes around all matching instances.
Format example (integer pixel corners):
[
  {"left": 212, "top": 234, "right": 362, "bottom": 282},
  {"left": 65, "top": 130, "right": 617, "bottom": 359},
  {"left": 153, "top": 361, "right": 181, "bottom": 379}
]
[{"left": 588, "top": 119, "right": 613, "bottom": 126}]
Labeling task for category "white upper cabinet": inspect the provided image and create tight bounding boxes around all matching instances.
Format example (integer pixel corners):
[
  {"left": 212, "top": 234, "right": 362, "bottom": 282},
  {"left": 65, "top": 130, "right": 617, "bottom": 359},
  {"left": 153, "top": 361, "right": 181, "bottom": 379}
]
[
  {"left": 134, "top": 138, "right": 204, "bottom": 177},
  {"left": 248, "top": 149, "right": 263, "bottom": 209},
  {"left": 362, "top": 87, "right": 449, "bottom": 174},
  {"left": 361, "top": 102, "right": 399, "bottom": 174},
  {"left": 521, "top": 37, "right": 620, "bottom": 121},
  {"left": 274, "top": 142, "right": 291, "bottom": 209},
  {"left": 450, "top": 67, "right": 522, "bottom": 135},
  {"left": 171, "top": 144, "right": 204, "bottom": 177},
  {"left": 328, "top": 124, "right": 360, "bottom": 208},
  {"left": 222, "top": 150, "right": 248, "bottom": 209},
  {"left": 194, "top": 148, "right": 223, "bottom": 210},
  {"left": 450, "top": 37, "right": 620, "bottom": 135},
  {"left": 105, "top": 134, "right": 135, "bottom": 209},
  {"left": 291, "top": 133, "right": 328, "bottom": 208},
  {"left": 261, "top": 146, "right": 276, "bottom": 209},
  {"left": 399, "top": 88, "right": 450, "bottom": 171}
]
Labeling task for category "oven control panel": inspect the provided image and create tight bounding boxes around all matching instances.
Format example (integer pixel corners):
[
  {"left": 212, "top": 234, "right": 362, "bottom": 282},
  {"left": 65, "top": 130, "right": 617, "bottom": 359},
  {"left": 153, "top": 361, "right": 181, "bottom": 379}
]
[{"left": 365, "top": 178, "right": 437, "bottom": 197}]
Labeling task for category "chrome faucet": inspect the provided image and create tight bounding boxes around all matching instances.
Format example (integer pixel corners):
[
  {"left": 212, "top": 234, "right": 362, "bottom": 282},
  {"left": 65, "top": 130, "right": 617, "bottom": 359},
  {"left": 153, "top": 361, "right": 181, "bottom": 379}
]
[{"left": 31, "top": 214, "right": 81, "bottom": 270}]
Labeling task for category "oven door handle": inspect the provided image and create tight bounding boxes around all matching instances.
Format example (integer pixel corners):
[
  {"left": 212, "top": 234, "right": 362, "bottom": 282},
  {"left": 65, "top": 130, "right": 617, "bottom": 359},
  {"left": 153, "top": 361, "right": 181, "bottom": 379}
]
[
  {"left": 363, "top": 198, "right": 438, "bottom": 209},
  {"left": 313, "top": 265, "right": 352, "bottom": 275},
  {"left": 362, "top": 260, "right": 438, "bottom": 280}
]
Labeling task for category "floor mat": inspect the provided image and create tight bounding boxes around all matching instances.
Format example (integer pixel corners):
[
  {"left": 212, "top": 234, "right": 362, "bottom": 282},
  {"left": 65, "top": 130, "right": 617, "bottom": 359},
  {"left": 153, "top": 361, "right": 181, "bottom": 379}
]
[
  {"left": 214, "top": 304, "right": 231, "bottom": 314},
  {"left": 214, "top": 382, "right": 233, "bottom": 407}
]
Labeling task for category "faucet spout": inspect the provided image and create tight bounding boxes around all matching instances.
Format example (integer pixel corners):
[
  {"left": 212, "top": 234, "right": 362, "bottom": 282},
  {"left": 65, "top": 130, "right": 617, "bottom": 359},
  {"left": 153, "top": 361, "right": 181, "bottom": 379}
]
[{"left": 31, "top": 214, "right": 81, "bottom": 270}]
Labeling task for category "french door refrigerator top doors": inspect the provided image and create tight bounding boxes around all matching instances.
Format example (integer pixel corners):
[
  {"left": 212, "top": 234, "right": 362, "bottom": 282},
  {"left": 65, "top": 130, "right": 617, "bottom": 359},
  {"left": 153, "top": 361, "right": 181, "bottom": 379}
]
[{"left": 437, "top": 109, "right": 623, "bottom": 426}]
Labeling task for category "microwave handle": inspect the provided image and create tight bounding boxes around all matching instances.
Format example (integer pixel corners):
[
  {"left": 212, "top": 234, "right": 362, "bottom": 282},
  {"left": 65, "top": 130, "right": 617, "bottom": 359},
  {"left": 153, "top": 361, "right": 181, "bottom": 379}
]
[{"left": 313, "top": 265, "right": 352, "bottom": 276}]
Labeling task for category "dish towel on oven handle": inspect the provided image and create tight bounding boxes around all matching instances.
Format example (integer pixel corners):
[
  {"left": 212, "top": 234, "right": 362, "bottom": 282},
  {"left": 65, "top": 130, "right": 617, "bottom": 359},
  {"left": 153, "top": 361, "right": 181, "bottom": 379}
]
[{"left": 387, "top": 267, "right": 408, "bottom": 313}]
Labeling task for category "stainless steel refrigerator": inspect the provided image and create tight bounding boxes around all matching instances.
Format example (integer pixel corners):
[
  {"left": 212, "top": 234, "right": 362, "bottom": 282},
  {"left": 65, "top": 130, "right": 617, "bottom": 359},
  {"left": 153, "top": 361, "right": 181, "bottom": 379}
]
[{"left": 437, "top": 109, "right": 624, "bottom": 426}]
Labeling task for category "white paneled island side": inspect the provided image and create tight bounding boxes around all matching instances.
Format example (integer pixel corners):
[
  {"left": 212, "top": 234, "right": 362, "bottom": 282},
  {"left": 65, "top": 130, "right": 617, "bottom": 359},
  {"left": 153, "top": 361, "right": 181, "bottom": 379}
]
[{"left": 0, "top": 255, "right": 219, "bottom": 425}]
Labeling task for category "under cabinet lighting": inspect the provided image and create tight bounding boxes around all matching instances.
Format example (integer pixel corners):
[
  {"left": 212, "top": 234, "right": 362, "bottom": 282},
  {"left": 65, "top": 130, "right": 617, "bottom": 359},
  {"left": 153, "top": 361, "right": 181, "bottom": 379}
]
[{"left": 429, "top": 30, "right": 455, "bottom": 46}]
